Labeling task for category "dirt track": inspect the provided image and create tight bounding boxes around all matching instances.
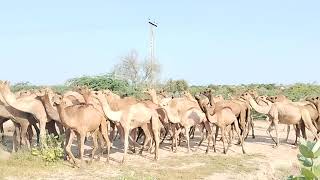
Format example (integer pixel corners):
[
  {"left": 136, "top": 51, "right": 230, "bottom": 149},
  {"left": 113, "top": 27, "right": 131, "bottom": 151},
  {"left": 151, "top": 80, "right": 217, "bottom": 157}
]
[{"left": 0, "top": 120, "right": 301, "bottom": 179}]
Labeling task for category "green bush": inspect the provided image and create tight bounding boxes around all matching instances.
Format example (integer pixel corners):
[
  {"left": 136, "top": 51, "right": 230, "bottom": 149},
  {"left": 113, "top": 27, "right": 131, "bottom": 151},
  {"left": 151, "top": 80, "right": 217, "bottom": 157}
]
[
  {"left": 288, "top": 140, "right": 320, "bottom": 180},
  {"left": 31, "top": 134, "right": 64, "bottom": 163}
]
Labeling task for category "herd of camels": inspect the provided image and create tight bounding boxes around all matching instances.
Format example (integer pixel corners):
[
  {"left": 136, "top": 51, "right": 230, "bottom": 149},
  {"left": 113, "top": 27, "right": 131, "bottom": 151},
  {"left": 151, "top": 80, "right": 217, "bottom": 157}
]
[{"left": 1, "top": 80, "right": 320, "bottom": 167}]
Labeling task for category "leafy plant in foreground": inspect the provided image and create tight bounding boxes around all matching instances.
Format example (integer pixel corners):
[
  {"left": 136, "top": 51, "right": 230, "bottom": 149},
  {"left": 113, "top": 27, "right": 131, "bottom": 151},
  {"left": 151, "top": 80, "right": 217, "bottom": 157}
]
[
  {"left": 288, "top": 140, "right": 320, "bottom": 180},
  {"left": 31, "top": 134, "right": 64, "bottom": 163}
]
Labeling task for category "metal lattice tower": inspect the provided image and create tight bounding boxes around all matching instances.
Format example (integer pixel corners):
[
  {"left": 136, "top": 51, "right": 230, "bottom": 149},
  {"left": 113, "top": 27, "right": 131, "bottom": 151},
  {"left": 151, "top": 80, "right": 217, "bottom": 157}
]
[{"left": 148, "top": 19, "right": 157, "bottom": 86}]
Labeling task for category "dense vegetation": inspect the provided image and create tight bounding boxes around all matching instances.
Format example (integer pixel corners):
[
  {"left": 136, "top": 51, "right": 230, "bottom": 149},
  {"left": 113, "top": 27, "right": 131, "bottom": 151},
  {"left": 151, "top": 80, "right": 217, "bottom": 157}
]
[{"left": 12, "top": 74, "right": 320, "bottom": 102}]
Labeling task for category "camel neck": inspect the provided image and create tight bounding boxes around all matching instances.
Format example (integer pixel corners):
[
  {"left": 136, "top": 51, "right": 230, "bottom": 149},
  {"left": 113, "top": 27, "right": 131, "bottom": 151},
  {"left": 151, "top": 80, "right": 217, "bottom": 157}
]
[
  {"left": 55, "top": 104, "right": 69, "bottom": 127},
  {"left": 0, "top": 87, "right": 32, "bottom": 113},
  {"left": 41, "top": 94, "right": 60, "bottom": 122},
  {"left": 204, "top": 106, "right": 217, "bottom": 123},
  {"left": 248, "top": 97, "right": 271, "bottom": 114},
  {"left": 150, "top": 93, "right": 159, "bottom": 105},
  {"left": 97, "top": 97, "right": 122, "bottom": 122}
]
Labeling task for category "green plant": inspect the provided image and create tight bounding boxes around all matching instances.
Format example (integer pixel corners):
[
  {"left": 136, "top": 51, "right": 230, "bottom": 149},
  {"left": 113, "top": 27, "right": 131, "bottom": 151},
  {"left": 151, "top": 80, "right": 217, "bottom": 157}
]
[
  {"left": 31, "top": 134, "right": 64, "bottom": 163},
  {"left": 288, "top": 140, "right": 320, "bottom": 180}
]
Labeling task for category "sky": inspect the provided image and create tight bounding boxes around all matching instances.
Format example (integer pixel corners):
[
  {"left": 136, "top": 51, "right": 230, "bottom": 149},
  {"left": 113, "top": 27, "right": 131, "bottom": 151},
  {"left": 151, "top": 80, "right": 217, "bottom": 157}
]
[{"left": 0, "top": 1, "right": 319, "bottom": 85}]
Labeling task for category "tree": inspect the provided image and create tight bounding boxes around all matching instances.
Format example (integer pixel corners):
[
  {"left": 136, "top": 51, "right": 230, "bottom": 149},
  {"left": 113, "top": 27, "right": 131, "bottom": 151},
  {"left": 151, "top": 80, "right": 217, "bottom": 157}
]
[
  {"left": 112, "top": 49, "right": 161, "bottom": 86},
  {"left": 164, "top": 79, "right": 189, "bottom": 93}
]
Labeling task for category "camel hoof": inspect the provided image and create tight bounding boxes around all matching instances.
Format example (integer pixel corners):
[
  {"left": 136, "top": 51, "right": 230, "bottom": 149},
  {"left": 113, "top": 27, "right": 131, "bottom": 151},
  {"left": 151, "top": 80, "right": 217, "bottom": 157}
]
[
  {"left": 252, "top": 136, "right": 255, "bottom": 139},
  {"left": 272, "top": 145, "right": 279, "bottom": 149}
]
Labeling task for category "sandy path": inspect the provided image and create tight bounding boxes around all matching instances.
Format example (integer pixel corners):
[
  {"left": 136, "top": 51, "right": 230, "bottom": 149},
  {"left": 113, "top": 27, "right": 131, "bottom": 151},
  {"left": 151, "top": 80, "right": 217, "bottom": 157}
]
[{"left": 0, "top": 120, "right": 302, "bottom": 179}]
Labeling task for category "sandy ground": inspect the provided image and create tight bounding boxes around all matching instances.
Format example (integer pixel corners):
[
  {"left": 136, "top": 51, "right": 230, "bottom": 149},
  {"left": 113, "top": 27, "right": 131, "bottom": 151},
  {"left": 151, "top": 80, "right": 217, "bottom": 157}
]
[{"left": 0, "top": 120, "right": 302, "bottom": 179}]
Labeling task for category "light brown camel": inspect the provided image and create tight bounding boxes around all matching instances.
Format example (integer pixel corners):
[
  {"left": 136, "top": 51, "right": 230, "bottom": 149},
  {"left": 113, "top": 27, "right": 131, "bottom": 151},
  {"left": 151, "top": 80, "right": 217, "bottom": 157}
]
[
  {"left": 52, "top": 94, "right": 111, "bottom": 166},
  {"left": 91, "top": 90, "right": 160, "bottom": 163},
  {"left": 203, "top": 102, "right": 245, "bottom": 154},
  {"left": 0, "top": 81, "right": 49, "bottom": 145},
  {"left": 0, "top": 104, "right": 38, "bottom": 151},
  {"left": 202, "top": 89, "right": 250, "bottom": 141},
  {"left": 268, "top": 95, "right": 319, "bottom": 142},
  {"left": 241, "top": 92, "right": 319, "bottom": 147},
  {"left": 159, "top": 94, "right": 213, "bottom": 153}
]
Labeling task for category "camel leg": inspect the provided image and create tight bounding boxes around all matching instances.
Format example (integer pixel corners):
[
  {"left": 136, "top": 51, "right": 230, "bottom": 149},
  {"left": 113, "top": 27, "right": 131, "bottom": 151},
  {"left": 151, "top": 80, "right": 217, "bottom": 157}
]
[
  {"left": 140, "top": 124, "right": 152, "bottom": 155},
  {"left": 266, "top": 121, "right": 277, "bottom": 145},
  {"left": 273, "top": 122, "right": 280, "bottom": 147},
  {"left": 20, "top": 124, "right": 30, "bottom": 150},
  {"left": 39, "top": 121, "right": 47, "bottom": 147},
  {"left": 300, "top": 122, "right": 307, "bottom": 140},
  {"left": 185, "top": 126, "right": 191, "bottom": 153},
  {"left": 12, "top": 122, "right": 20, "bottom": 153},
  {"left": 56, "top": 122, "right": 65, "bottom": 135},
  {"left": 234, "top": 120, "right": 246, "bottom": 154},
  {"left": 64, "top": 129, "right": 71, "bottom": 160},
  {"left": 189, "top": 126, "right": 196, "bottom": 139},
  {"left": 99, "top": 121, "right": 111, "bottom": 163},
  {"left": 286, "top": 125, "right": 290, "bottom": 143},
  {"left": 293, "top": 124, "right": 300, "bottom": 146},
  {"left": 91, "top": 131, "right": 98, "bottom": 163},
  {"left": 221, "top": 127, "right": 227, "bottom": 154},
  {"left": 0, "top": 120, "right": 4, "bottom": 143},
  {"left": 301, "top": 110, "right": 319, "bottom": 141},
  {"left": 65, "top": 130, "right": 77, "bottom": 165},
  {"left": 151, "top": 114, "right": 160, "bottom": 161},
  {"left": 197, "top": 123, "right": 206, "bottom": 150},
  {"left": 27, "top": 125, "right": 33, "bottom": 146},
  {"left": 32, "top": 123, "right": 40, "bottom": 145},
  {"left": 122, "top": 128, "right": 130, "bottom": 164},
  {"left": 79, "top": 133, "right": 86, "bottom": 167},
  {"left": 203, "top": 121, "right": 213, "bottom": 153},
  {"left": 174, "top": 127, "right": 182, "bottom": 152},
  {"left": 251, "top": 115, "right": 255, "bottom": 139}
]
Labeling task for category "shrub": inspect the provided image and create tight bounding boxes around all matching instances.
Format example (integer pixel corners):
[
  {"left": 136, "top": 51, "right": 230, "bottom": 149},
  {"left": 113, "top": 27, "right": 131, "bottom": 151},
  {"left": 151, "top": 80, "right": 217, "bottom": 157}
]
[
  {"left": 31, "top": 134, "right": 64, "bottom": 163},
  {"left": 288, "top": 140, "right": 320, "bottom": 179}
]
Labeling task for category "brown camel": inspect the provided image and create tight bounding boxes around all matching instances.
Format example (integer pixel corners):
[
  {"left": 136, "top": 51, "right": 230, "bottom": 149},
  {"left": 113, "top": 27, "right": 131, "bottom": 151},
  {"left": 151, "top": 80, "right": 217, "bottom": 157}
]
[
  {"left": 52, "top": 94, "right": 110, "bottom": 166},
  {"left": 202, "top": 89, "right": 250, "bottom": 141},
  {"left": 91, "top": 90, "right": 160, "bottom": 163},
  {"left": 159, "top": 94, "right": 213, "bottom": 153},
  {"left": 0, "top": 81, "right": 49, "bottom": 145},
  {"left": 203, "top": 102, "right": 245, "bottom": 154},
  {"left": 241, "top": 92, "right": 319, "bottom": 147},
  {"left": 268, "top": 95, "right": 319, "bottom": 143}
]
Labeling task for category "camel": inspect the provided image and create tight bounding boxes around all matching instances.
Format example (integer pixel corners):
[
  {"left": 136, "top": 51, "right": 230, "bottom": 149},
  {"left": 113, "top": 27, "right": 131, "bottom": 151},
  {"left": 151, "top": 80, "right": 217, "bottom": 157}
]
[
  {"left": 268, "top": 95, "right": 319, "bottom": 142},
  {"left": 202, "top": 102, "right": 245, "bottom": 154},
  {"left": 52, "top": 94, "right": 111, "bottom": 166},
  {"left": 158, "top": 92, "right": 213, "bottom": 153},
  {"left": 91, "top": 90, "right": 160, "bottom": 163},
  {"left": 202, "top": 89, "right": 250, "bottom": 141},
  {"left": 0, "top": 81, "right": 49, "bottom": 145},
  {"left": 0, "top": 105, "right": 39, "bottom": 151},
  {"left": 241, "top": 92, "right": 319, "bottom": 147}
]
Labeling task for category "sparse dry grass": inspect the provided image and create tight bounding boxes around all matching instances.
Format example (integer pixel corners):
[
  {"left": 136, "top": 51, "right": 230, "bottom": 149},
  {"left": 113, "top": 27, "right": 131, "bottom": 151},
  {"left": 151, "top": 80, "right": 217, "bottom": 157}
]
[
  {"left": 0, "top": 151, "right": 264, "bottom": 180},
  {"left": 115, "top": 153, "right": 264, "bottom": 180}
]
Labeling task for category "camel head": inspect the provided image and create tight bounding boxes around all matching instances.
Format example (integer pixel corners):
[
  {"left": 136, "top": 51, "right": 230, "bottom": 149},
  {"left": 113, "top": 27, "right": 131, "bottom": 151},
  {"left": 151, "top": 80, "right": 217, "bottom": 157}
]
[
  {"left": 143, "top": 88, "right": 156, "bottom": 96},
  {"left": 52, "top": 94, "right": 65, "bottom": 106},
  {"left": 194, "top": 93, "right": 210, "bottom": 112},
  {"left": 306, "top": 96, "right": 320, "bottom": 104},
  {"left": 74, "top": 85, "right": 90, "bottom": 95},
  {"left": 0, "top": 81, "right": 11, "bottom": 96},
  {"left": 90, "top": 90, "right": 106, "bottom": 101},
  {"left": 201, "top": 88, "right": 212, "bottom": 99},
  {"left": 267, "top": 95, "right": 288, "bottom": 103},
  {"left": 158, "top": 89, "right": 169, "bottom": 98},
  {"left": 15, "top": 89, "right": 33, "bottom": 98},
  {"left": 246, "top": 89, "right": 258, "bottom": 98},
  {"left": 240, "top": 92, "right": 253, "bottom": 101},
  {"left": 181, "top": 91, "right": 193, "bottom": 99},
  {"left": 256, "top": 95, "right": 271, "bottom": 105}
]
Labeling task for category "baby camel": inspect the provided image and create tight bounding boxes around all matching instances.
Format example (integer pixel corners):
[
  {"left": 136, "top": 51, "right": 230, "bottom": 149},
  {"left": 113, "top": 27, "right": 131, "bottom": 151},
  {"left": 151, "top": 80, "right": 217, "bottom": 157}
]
[{"left": 52, "top": 94, "right": 110, "bottom": 166}]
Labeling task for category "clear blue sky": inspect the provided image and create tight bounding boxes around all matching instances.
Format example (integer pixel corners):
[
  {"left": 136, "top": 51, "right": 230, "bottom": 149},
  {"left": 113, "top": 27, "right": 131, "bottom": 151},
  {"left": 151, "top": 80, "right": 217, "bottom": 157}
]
[{"left": 0, "top": 1, "right": 319, "bottom": 85}]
